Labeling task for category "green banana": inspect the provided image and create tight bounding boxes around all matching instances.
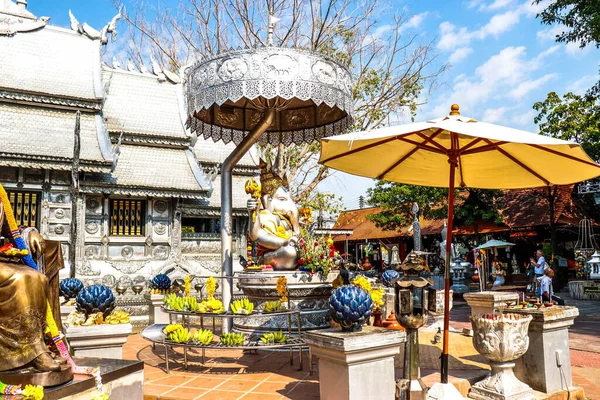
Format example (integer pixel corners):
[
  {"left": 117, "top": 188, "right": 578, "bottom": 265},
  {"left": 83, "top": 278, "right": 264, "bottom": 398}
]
[
  {"left": 260, "top": 330, "right": 287, "bottom": 344},
  {"left": 192, "top": 329, "right": 213, "bottom": 345},
  {"left": 220, "top": 332, "right": 245, "bottom": 346},
  {"left": 231, "top": 298, "right": 254, "bottom": 315},
  {"left": 263, "top": 301, "right": 286, "bottom": 313}
]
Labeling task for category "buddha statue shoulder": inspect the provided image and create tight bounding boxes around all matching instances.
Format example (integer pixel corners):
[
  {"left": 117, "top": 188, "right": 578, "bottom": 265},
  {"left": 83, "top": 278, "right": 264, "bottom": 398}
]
[{"left": 247, "top": 160, "right": 300, "bottom": 270}]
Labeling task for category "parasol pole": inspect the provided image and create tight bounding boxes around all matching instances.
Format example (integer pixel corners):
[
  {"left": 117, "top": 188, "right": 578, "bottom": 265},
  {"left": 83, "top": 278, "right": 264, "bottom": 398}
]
[
  {"left": 441, "top": 133, "right": 458, "bottom": 383},
  {"left": 220, "top": 109, "right": 275, "bottom": 333}
]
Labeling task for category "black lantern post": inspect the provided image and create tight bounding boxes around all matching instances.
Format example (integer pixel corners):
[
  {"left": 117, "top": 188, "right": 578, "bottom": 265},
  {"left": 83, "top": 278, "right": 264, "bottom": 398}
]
[{"left": 395, "top": 252, "right": 434, "bottom": 399}]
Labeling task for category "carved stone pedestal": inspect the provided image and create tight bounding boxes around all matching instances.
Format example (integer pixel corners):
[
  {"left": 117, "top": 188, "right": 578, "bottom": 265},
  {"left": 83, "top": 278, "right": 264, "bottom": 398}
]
[
  {"left": 463, "top": 291, "right": 518, "bottom": 315},
  {"left": 503, "top": 306, "right": 580, "bottom": 395},
  {"left": 469, "top": 361, "right": 533, "bottom": 400},
  {"left": 304, "top": 326, "right": 405, "bottom": 400},
  {"left": 143, "top": 293, "right": 169, "bottom": 325},
  {"left": 237, "top": 271, "right": 339, "bottom": 332}
]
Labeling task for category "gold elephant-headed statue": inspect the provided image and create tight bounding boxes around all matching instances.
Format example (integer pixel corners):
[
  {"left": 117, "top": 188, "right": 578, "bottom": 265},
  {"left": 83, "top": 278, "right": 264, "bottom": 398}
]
[{"left": 247, "top": 160, "right": 300, "bottom": 270}]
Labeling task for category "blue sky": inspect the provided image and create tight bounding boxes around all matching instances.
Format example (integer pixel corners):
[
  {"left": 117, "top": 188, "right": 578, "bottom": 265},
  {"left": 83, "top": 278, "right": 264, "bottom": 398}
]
[{"left": 28, "top": 0, "right": 599, "bottom": 210}]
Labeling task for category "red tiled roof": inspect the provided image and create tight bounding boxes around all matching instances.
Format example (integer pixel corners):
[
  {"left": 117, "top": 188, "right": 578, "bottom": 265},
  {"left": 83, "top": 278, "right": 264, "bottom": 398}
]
[{"left": 332, "top": 185, "right": 585, "bottom": 242}]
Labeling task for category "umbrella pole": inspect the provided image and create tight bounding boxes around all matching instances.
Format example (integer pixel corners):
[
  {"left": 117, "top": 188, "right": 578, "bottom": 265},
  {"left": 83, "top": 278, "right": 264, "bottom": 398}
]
[{"left": 441, "top": 155, "right": 457, "bottom": 384}]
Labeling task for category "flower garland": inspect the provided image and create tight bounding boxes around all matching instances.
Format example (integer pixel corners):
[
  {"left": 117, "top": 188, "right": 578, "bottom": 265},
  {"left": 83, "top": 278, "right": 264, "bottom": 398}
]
[
  {"left": 276, "top": 276, "right": 288, "bottom": 302},
  {"left": 184, "top": 276, "right": 191, "bottom": 297},
  {"left": 0, "top": 382, "right": 44, "bottom": 399},
  {"left": 0, "top": 183, "right": 108, "bottom": 399},
  {"left": 206, "top": 277, "right": 217, "bottom": 299}
]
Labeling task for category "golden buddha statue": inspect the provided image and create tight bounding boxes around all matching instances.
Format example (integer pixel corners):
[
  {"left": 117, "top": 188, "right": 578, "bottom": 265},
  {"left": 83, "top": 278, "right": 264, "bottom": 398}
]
[
  {"left": 247, "top": 160, "right": 300, "bottom": 270},
  {"left": 0, "top": 201, "right": 61, "bottom": 372}
]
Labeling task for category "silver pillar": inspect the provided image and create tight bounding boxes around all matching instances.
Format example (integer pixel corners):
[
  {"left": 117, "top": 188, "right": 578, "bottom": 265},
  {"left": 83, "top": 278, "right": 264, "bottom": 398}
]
[{"left": 220, "top": 109, "right": 275, "bottom": 333}]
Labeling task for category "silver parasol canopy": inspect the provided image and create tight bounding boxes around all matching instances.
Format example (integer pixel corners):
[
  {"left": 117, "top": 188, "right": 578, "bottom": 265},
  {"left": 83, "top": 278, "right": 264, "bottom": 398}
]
[{"left": 184, "top": 40, "right": 353, "bottom": 332}]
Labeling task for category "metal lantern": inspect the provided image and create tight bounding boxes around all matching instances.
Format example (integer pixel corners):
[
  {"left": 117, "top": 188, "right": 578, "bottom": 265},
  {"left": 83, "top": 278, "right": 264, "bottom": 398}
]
[
  {"left": 394, "top": 252, "right": 433, "bottom": 399},
  {"left": 586, "top": 250, "right": 600, "bottom": 280}
]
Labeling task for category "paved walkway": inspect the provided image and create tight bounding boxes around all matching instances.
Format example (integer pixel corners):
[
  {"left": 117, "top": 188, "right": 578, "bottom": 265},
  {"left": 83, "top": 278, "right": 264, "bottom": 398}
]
[{"left": 126, "top": 291, "right": 600, "bottom": 399}]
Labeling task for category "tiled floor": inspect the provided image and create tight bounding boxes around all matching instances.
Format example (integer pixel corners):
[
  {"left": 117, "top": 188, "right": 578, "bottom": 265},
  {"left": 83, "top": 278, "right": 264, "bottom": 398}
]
[{"left": 126, "top": 296, "right": 600, "bottom": 400}]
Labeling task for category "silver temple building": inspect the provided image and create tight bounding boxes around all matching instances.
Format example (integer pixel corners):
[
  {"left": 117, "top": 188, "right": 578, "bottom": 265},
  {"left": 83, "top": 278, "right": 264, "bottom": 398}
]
[{"left": 0, "top": 0, "right": 255, "bottom": 285}]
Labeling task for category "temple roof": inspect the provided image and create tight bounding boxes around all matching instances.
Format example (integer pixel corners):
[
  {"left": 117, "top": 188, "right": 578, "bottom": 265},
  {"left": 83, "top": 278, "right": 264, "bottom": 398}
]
[
  {"left": 102, "top": 68, "right": 188, "bottom": 141},
  {"left": 194, "top": 137, "right": 258, "bottom": 168},
  {"left": 82, "top": 145, "right": 208, "bottom": 198},
  {"left": 0, "top": 103, "right": 112, "bottom": 171},
  {"left": 0, "top": 25, "right": 102, "bottom": 102}
]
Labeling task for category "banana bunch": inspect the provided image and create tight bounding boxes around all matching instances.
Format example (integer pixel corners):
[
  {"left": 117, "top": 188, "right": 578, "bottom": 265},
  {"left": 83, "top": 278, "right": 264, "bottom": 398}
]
[
  {"left": 198, "top": 298, "right": 224, "bottom": 313},
  {"left": 220, "top": 332, "right": 245, "bottom": 346},
  {"left": 82, "top": 312, "right": 104, "bottom": 326},
  {"left": 184, "top": 296, "right": 198, "bottom": 312},
  {"left": 244, "top": 178, "right": 261, "bottom": 199},
  {"left": 164, "top": 324, "right": 184, "bottom": 334},
  {"left": 263, "top": 301, "right": 286, "bottom": 313},
  {"left": 163, "top": 293, "right": 178, "bottom": 308},
  {"left": 191, "top": 329, "right": 214, "bottom": 345},
  {"left": 167, "top": 326, "right": 191, "bottom": 343},
  {"left": 260, "top": 330, "right": 287, "bottom": 344},
  {"left": 104, "top": 309, "right": 130, "bottom": 324},
  {"left": 231, "top": 298, "right": 254, "bottom": 315}
]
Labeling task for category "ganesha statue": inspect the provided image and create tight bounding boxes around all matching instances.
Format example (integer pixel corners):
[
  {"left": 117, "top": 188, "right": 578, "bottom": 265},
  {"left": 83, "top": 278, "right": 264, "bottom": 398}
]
[{"left": 246, "top": 160, "right": 300, "bottom": 270}]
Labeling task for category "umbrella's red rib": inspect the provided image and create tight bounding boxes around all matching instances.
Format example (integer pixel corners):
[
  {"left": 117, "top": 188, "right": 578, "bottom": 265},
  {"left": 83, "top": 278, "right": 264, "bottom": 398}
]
[
  {"left": 485, "top": 140, "right": 550, "bottom": 185},
  {"left": 376, "top": 147, "right": 420, "bottom": 180},
  {"left": 459, "top": 137, "right": 484, "bottom": 153},
  {"left": 527, "top": 143, "right": 600, "bottom": 169},
  {"left": 319, "top": 135, "right": 400, "bottom": 164},
  {"left": 414, "top": 130, "right": 446, "bottom": 152},
  {"left": 395, "top": 137, "right": 446, "bottom": 154},
  {"left": 461, "top": 141, "right": 509, "bottom": 155}
]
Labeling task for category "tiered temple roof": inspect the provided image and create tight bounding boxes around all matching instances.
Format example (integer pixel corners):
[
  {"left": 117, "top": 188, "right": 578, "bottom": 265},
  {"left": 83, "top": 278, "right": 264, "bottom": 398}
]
[{"left": 0, "top": 0, "right": 256, "bottom": 205}]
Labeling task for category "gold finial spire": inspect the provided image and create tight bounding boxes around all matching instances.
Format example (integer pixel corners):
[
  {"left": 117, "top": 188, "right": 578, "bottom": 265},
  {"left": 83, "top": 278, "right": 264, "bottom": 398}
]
[{"left": 449, "top": 104, "right": 460, "bottom": 116}]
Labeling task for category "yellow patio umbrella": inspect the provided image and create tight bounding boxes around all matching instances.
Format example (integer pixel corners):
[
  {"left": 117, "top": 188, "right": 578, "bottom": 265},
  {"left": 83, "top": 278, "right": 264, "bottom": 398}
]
[{"left": 319, "top": 104, "right": 600, "bottom": 384}]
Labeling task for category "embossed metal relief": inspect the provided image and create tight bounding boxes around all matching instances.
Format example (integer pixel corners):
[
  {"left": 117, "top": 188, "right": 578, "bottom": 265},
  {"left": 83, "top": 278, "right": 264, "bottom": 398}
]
[
  {"left": 85, "top": 221, "right": 100, "bottom": 234},
  {"left": 154, "top": 200, "right": 168, "bottom": 214},
  {"left": 185, "top": 47, "right": 353, "bottom": 145},
  {"left": 86, "top": 197, "right": 102, "bottom": 213},
  {"left": 84, "top": 245, "right": 99, "bottom": 258},
  {"left": 118, "top": 275, "right": 133, "bottom": 288},
  {"left": 110, "top": 261, "right": 146, "bottom": 275},
  {"left": 54, "top": 209, "right": 65, "bottom": 219},
  {"left": 152, "top": 245, "right": 169, "bottom": 260},
  {"left": 53, "top": 224, "right": 64, "bottom": 235},
  {"left": 153, "top": 223, "right": 167, "bottom": 235},
  {"left": 121, "top": 246, "right": 134, "bottom": 259},
  {"left": 102, "top": 274, "right": 117, "bottom": 288}
]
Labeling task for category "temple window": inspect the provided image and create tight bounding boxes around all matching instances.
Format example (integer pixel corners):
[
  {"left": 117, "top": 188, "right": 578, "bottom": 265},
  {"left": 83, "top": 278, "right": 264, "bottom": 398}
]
[
  {"left": 6, "top": 191, "right": 40, "bottom": 229},
  {"left": 109, "top": 199, "right": 146, "bottom": 236}
]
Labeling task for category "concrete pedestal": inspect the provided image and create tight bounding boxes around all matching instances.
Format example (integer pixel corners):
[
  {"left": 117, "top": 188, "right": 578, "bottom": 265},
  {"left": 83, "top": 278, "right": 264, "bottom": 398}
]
[
  {"left": 568, "top": 281, "right": 600, "bottom": 300},
  {"left": 144, "top": 293, "right": 169, "bottom": 324},
  {"left": 503, "top": 306, "right": 579, "bottom": 395},
  {"left": 65, "top": 323, "right": 132, "bottom": 359},
  {"left": 304, "top": 326, "right": 406, "bottom": 400},
  {"left": 463, "top": 291, "right": 518, "bottom": 315}
]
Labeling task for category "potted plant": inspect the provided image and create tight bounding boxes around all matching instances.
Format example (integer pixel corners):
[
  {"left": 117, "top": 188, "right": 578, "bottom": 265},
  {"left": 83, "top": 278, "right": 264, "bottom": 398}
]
[{"left": 362, "top": 243, "right": 373, "bottom": 271}]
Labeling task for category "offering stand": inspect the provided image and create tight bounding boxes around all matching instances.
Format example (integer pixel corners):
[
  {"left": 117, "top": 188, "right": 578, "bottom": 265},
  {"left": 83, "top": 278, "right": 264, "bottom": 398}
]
[{"left": 142, "top": 308, "right": 304, "bottom": 373}]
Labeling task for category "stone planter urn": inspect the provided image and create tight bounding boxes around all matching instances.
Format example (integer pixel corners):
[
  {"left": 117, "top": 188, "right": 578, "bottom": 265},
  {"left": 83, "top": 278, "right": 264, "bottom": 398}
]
[{"left": 469, "top": 313, "right": 533, "bottom": 400}]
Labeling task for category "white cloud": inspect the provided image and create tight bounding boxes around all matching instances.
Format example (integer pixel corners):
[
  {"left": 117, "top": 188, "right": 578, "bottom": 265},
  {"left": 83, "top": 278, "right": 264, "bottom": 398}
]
[
  {"left": 565, "top": 41, "right": 593, "bottom": 57},
  {"left": 482, "top": 106, "right": 509, "bottom": 123},
  {"left": 567, "top": 75, "right": 598, "bottom": 95},
  {"left": 449, "top": 47, "right": 474, "bottom": 64},
  {"left": 438, "top": 0, "right": 550, "bottom": 52},
  {"left": 509, "top": 73, "right": 558, "bottom": 99},
  {"left": 511, "top": 109, "right": 537, "bottom": 128},
  {"left": 537, "top": 25, "right": 563, "bottom": 42},
  {"left": 421, "top": 46, "right": 561, "bottom": 121},
  {"left": 403, "top": 12, "right": 428, "bottom": 31}
]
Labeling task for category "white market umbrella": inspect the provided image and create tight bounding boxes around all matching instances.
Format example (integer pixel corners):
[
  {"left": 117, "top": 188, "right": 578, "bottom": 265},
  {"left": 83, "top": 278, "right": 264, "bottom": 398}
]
[
  {"left": 319, "top": 104, "right": 600, "bottom": 383},
  {"left": 476, "top": 239, "right": 515, "bottom": 249}
]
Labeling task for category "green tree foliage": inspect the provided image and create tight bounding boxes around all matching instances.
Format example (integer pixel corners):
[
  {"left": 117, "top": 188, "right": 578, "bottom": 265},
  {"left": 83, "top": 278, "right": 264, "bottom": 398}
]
[
  {"left": 535, "top": 0, "right": 600, "bottom": 48},
  {"left": 534, "top": 0, "right": 600, "bottom": 95},
  {"left": 366, "top": 181, "right": 503, "bottom": 239},
  {"left": 533, "top": 92, "right": 600, "bottom": 162}
]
